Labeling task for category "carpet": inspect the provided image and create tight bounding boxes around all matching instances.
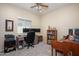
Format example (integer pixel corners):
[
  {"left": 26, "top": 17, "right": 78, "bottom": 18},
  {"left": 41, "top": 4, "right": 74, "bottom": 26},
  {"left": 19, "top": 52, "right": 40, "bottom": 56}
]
[
  {"left": 0, "top": 42, "right": 63, "bottom": 56},
  {"left": 0, "top": 42, "right": 51, "bottom": 56}
]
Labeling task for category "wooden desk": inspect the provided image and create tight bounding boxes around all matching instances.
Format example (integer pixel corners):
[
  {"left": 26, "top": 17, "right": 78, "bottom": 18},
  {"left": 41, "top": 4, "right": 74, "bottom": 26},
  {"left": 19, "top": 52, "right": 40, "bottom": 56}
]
[
  {"left": 16, "top": 36, "right": 24, "bottom": 49},
  {"left": 51, "top": 40, "right": 79, "bottom": 56},
  {"left": 34, "top": 35, "right": 43, "bottom": 44}
]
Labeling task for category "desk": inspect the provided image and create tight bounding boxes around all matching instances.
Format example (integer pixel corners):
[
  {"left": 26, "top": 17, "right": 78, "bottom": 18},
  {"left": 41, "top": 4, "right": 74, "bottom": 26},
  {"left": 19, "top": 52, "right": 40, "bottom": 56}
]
[
  {"left": 16, "top": 35, "right": 24, "bottom": 49},
  {"left": 51, "top": 40, "right": 79, "bottom": 56},
  {"left": 24, "top": 34, "right": 43, "bottom": 45},
  {"left": 34, "top": 35, "right": 43, "bottom": 44}
]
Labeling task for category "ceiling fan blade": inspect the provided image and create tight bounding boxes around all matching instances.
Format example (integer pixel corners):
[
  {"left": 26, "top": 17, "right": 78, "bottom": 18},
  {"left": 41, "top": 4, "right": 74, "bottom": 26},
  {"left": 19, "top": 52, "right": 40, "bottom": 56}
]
[
  {"left": 30, "top": 3, "right": 48, "bottom": 9},
  {"left": 31, "top": 5, "right": 37, "bottom": 8},
  {"left": 40, "top": 4, "right": 48, "bottom": 7}
]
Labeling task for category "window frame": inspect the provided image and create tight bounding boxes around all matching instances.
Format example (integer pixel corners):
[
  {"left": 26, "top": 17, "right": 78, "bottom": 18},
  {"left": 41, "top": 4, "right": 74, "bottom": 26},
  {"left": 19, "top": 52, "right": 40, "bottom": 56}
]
[{"left": 17, "top": 18, "right": 32, "bottom": 34}]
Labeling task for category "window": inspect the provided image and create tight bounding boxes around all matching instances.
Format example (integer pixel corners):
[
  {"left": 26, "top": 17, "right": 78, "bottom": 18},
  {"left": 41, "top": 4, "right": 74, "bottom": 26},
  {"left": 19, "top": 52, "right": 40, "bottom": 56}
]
[{"left": 17, "top": 18, "right": 32, "bottom": 33}]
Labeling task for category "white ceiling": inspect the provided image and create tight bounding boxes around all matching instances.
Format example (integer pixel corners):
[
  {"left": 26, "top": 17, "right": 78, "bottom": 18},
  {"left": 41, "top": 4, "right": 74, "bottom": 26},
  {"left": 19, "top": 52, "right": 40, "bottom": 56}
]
[{"left": 10, "top": 3, "right": 71, "bottom": 15}]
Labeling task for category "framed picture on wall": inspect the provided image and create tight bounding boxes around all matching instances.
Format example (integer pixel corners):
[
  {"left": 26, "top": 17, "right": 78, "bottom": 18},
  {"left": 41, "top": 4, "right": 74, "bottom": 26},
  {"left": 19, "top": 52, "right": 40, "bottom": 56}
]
[{"left": 5, "top": 20, "right": 14, "bottom": 31}]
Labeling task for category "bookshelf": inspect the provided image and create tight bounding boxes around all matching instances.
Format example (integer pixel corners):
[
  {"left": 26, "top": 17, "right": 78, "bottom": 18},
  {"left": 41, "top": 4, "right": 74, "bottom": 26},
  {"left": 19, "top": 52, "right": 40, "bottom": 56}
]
[{"left": 47, "top": 29, "right": 57, "bottom": 44}]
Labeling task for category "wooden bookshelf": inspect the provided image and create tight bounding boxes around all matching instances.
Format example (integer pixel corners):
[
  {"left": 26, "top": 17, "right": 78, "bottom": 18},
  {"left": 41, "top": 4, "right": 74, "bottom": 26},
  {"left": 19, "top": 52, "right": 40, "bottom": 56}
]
[{"left": 47, "top": 29, "right": 57, "bottom": 44}]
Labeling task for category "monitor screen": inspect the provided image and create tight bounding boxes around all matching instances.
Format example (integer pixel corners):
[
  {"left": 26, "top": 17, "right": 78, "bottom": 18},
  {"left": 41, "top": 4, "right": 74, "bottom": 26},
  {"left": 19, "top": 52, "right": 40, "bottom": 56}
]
[
  {"left": 74, "top": 29, "right": 79, "bottom": 41},
  {"left": 23, "top": 28, "right": 40, "bottom": 32},
  {"left": 23, "top": 28, "right": 30, "bottom": 32},
  {"left": 31, "top": 28, "right": 40, "bottom": 32},
  {"left": 75, "top": 29, "right": 79, "bottom": 36}
]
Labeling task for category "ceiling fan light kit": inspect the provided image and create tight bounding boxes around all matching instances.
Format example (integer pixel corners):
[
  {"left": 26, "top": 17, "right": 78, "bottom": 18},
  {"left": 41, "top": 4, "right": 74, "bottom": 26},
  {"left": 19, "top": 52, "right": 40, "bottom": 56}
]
[{"left": 31, "top": 3, "right": 48, "bottom": 13}]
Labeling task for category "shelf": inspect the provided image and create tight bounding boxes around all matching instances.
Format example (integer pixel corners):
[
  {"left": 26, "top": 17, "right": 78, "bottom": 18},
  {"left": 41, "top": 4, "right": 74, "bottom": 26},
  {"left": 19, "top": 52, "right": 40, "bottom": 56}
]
[{"left": 47, "top": 30, "right": 57, "bottom": 44}]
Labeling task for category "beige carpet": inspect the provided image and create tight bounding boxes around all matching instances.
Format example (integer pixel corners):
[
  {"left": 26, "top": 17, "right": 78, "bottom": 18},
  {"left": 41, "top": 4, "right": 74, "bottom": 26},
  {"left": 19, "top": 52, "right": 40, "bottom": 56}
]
[
  {"left": 0, "top": 42, "right": 52, "bottom": 56},
  {"left": 0, "top": 42, "right": 63, "bottom": 56}
]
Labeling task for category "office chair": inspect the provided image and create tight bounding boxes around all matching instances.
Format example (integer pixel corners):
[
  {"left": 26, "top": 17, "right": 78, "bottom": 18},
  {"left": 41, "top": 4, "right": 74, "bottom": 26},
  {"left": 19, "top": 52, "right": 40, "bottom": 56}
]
[{"left": 24, "top": 31, "right": 35, "bottom": 49}]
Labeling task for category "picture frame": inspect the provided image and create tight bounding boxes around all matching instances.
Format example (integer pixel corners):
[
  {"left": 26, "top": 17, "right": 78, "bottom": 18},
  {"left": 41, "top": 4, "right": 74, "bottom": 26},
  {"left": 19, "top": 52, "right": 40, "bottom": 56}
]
[{"left": 5, "top": 20, "right": 14, "bottom": 31}]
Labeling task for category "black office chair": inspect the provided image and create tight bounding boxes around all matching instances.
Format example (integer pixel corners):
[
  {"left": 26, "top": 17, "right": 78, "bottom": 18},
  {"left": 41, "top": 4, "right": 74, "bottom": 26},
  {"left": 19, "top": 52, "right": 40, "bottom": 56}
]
[{"left": 24, "top": 31, "right": 35, "bottom": 49}]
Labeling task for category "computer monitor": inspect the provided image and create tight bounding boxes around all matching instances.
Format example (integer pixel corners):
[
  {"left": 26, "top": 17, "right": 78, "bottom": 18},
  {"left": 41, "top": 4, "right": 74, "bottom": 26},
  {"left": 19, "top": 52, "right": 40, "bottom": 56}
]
[
  {"left": 23, "top": 28, "right": 40, "bottom": 32},
  {"left": 75, "top": 29, "right": 79, "bottom": 36},
  {"left": 74, "top": 29, "right": 79, "bottom": 41},
  {"left": 23, "top": 28, "right": 30, "bottom": 32}
]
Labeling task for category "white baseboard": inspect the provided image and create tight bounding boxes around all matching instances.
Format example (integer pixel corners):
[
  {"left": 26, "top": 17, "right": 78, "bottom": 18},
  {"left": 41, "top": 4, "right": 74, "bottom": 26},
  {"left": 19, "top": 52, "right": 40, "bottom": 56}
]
[{"left": 0, "top": 49, "right": 4, "bottom": 53}]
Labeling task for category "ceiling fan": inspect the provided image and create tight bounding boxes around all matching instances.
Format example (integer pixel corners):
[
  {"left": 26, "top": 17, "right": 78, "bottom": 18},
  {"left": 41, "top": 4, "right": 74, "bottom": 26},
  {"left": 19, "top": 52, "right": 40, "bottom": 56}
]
[
  {"left": 31, "top": 3, "right": 48, "bottom": 8},
  {"left": 30, "top": 3, "right": 48, "bottom": 12}
]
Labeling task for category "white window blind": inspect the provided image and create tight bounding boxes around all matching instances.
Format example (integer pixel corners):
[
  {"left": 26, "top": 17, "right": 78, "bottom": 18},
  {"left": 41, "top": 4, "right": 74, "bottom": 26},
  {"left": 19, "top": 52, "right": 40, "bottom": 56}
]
[{"left": 17, "top": 18, "right": 32, "bottom": 33}]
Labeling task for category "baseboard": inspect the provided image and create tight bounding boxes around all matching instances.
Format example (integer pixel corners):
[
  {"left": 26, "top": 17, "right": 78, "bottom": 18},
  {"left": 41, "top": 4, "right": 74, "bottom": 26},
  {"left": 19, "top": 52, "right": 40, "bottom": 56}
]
[{"left": 0, "top": 49, "right": 4, "bottom": 53}]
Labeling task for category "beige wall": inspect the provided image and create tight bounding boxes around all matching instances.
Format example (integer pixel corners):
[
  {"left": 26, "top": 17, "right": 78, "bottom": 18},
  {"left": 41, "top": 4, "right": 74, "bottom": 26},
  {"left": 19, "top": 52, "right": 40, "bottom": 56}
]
[
  {"left": 0, "top": 4, "right": 40, "bottom": 51},
  {"left": 41, "top": 4, "right": 79, "bottom": 43}
]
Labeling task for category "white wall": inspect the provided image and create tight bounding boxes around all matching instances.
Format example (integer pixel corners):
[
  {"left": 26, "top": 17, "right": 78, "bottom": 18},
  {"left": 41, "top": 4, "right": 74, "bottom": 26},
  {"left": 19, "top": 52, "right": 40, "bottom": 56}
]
[
  {"left": 0, "top": 4, "right": 40, "bottom": 51},
  {"left": 41, "top": 4, "right": 79, "bottom": 43}
]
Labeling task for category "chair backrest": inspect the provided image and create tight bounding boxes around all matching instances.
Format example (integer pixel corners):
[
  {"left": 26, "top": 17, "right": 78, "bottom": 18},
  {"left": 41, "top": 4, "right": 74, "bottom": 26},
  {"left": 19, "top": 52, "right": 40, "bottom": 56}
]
[
  {"left": 4, "top": 34, "right": 16, "bottom": 49},
  {"left": 26, "top": 31, "right": 35, "bottom": 43},
  {"left": 5, "top": 34, "right": 15, "bottom": 41}
]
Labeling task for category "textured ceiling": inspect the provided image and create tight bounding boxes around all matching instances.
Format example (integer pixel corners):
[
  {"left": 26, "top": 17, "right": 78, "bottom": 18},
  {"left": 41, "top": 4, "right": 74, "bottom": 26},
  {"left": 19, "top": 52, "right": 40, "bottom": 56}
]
[{"left": 10, "top": 3, "right": 71, "bottom": 15}]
